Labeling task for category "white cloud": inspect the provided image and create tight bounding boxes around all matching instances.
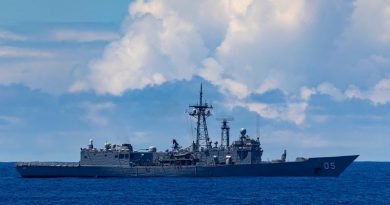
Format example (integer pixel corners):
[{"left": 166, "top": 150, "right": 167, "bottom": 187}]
[
  {"left": 296, "top": 78, "right": 390, "bottom": 106},
  {"left": 236, "top": 98, "right": 309, "bottom": 125},
  {"left": 316, "top": 82, "right": 345, "bottom": 101},
  {"left": 285, "top": 102, "right": 308, "bottom": 125},
  {"left": 50, "top": 30, "right": 120, "bottom": 42},
  {"left": 66, "top": 0, "right": 320, "bottom": 127},
  {"left": 0, "top": 30, "right": 26, "bottom": 41},
  {"left": 0, "top": 46, "right": 52, "bottom": 58},
  {"left": 200, "top": 0, "right": 314, "bottom": 96},
  {"left": 235, "top": 76, "right": 389, "bottom": 125},
  {"left": 230, "top": 84, "right": 317, "bottom": 125},
  {"left": 72, "top": 0, "right": 315, "bottom": 96},
  {"left": 71, "top": 0, "right": 375, "bottom": 126},
  {"left": 199, "top": 58, "right": 250, "bottom": 99},
  {"left": 343, "top": 0, "right": 390, "bottom": 45},
  {"left": 256, "top": 75, "right": 282, "bottom": 94},
  {"left": 300, "top": 86, "right": 316, "bottom": 101},
  {"left": 0, "top": 45, "right": 101, "bottom": 93},
  {"left": 241, "top": 102, "right": 280, "bottom": 120},
  {"left": 81, "top": 102, "right": 115, "bottom": 125},
  {"left": 368, "top": 54, "right": 390, "bottom": 65},
  {"left": 345, "top": 85, "right": 364, "bottom": 99},
  {"left": 71, "top": 4, "right": 208, "bottom": 95},
  {"left": 198, "top": 58, "right": 223, "bottom": 83},
  {"left": 237, "top": 77, "right": 390, "bottom": 125},
  {"left": 330, "top": 0, "right": 390, "bottom": 89},
  {"left": 67, "top": 0, "right": 390, "bottom": 124},
  {"left": 346, "top": 77, "right": 390, "bottom": 105}
]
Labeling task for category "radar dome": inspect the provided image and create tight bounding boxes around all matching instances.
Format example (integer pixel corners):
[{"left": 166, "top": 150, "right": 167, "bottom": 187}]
[{"left": 240, "top": 128, "right": 246, "bottom": 136}]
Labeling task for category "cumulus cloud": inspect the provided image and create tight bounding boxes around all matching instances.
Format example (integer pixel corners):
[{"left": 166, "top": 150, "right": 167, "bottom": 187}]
[
  {"left": 69, "top": 0, "right": 390, "bottom": 124},
  {"left": 199, "top": 58, "right": 250, "bottom": 99},
  {"left": 71, "top": 1, "right": 209, "bottom": 95},
  {"left": 68, "top": 0, "right": 321, "bottom": 124},
  {"left": 72, "top": 0, "right": 315, "bottom": 96}
]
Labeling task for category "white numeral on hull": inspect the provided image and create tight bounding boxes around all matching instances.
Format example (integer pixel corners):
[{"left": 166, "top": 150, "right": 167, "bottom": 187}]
[{"left": 323, "top": 162, "right": 335, "bottom": 170}]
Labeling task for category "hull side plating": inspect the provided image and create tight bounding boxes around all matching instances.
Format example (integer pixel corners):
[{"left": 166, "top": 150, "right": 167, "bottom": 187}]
[{"left": 16, "top": 155, "right": 358, "bottom": 178}]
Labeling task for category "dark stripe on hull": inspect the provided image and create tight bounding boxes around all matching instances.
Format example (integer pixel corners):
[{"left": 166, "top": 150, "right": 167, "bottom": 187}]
[{"left": 16, "top": 155, "right": 358, "bottom": 178}]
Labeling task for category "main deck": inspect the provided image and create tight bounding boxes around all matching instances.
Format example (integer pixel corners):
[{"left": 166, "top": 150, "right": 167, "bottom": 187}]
[{"left": 16, "top": 155, "right": 358, "bottom": 178}]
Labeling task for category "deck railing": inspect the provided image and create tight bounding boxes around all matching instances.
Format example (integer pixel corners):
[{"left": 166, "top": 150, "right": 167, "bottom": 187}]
[{"left": 15, "top": 162, "right": 80, "bottom": 167}]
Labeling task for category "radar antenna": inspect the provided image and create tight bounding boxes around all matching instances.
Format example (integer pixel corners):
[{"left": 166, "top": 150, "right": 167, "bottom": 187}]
[
  {"left": 188, "top": 84, "right": 213, "bottom": 151},
  {"left": 216, "top": 117, "right": 234, "bottom": 149}
]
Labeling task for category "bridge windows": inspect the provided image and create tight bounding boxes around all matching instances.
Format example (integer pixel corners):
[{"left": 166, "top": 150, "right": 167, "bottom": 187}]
[{"left": 119, "top": 154, "right": 129, "bottom": 159}]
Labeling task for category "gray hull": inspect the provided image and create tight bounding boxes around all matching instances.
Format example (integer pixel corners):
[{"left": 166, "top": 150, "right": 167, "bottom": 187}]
[{"left": 16, "top": 155, "right": 358, "bottom": 178}]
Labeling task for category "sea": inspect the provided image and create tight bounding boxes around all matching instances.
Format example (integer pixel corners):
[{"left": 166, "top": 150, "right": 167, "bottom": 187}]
[{"left": 0, "top": 162, "right": 389, "bottom": 205}]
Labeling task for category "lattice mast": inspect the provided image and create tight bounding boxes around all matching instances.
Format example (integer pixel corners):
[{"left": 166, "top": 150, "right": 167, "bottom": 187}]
[
  {"left": 218, "top": 118, "right": 233, "bottom": 148},
  {"left": 189, "top": 84, "right": 213, "bottom": 151}
]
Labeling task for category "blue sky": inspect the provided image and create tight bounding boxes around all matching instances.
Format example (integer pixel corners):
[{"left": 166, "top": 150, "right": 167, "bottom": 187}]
[{"left": 0, "top": 0, "right": 389, "bottom": 161}]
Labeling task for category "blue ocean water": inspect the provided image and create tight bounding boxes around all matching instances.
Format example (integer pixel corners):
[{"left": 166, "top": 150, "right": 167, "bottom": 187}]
[{"left": 0, "top": 162, "right": 389, "bottom": 205}]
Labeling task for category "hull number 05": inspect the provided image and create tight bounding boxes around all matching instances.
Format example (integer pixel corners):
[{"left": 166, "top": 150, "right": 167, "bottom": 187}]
[{"left": 323, "top": 162, "right": 336, "bottom": 170}]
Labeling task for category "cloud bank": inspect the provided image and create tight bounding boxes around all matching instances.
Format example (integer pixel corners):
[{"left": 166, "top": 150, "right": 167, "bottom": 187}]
[
  {"left": 72, "top": 0, "right": 314, "bottom": 95},
  {"left": 67, "top": 0, "right": 390, "bottom": 124}
]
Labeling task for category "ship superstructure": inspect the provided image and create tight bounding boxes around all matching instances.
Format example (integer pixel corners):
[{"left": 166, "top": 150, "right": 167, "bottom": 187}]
[{"left": 16, "top": 85, "right": 358, "bottom": 177}]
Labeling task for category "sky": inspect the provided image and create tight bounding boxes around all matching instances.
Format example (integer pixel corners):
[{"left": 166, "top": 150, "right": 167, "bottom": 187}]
[{"left": 0, "top": 0, "right": 389, "bottom": 162}]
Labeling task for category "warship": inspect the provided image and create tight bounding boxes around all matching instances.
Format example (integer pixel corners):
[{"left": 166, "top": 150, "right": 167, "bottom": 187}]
[{"left": 16, "top": 84, "right": 358, "bottom": 177}]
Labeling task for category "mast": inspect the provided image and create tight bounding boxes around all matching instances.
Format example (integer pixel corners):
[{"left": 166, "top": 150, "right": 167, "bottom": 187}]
[
  {"left": 216, "top": 117, "right": 233, "bottom": 149},
  {"left": 189, "top": 84, "right": 213, "bottom": 151},
  {"left": 221, "top": 119, "right": 229, "bottom": 148}
]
